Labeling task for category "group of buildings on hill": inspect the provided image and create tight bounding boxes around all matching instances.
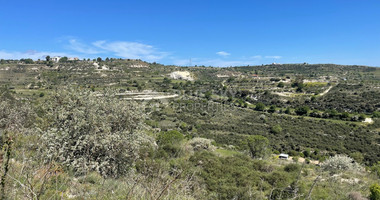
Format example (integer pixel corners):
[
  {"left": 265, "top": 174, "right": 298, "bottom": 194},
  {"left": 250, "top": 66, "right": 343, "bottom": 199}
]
[{"left": 50, "top": 56, "right": 79, "bottom": 62}]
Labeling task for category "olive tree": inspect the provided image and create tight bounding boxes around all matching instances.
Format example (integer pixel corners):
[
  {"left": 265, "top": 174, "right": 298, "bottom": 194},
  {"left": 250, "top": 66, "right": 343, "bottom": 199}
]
[
  {"left": 242, "top": 135, "right": 271, "bottom": 159},
  {"left": 321, "top": 155, "right": 362, "bottom": 175},
  {"left": 40, "top": 88, "right": 151, "bottom": 177}
]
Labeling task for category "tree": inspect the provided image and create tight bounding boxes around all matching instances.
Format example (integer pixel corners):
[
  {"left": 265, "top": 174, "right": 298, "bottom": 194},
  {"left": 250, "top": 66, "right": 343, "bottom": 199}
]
[
  {"left": 321, "top": 155, "right": 362, "bottom": 175},
  {"left": 295, "top": 106, "right": 310, "bottom": 116},
  {"left": 373, "top": 111, "right": 380, "bottom": 118},
  {"left": 40, "top": 88, "right": 150, "bottom": 177},
  {"left": 157, "top": 130, "right": 184, "bottom": 146},
  {"left": 59, "top": 57, "right": 68, "bottom": 63},
  {"left": 97, "top": 57, "right": 102, "bottom": 62},
  {"left": 243, "top": 135, "right": 270, "bottom": 159},
  {"left": 255, "top": 102, "right": 265, "bottom": 111},
  {"left": 370, "top": 183, "right": 380, "bottom": 200},
  {"left": 47, "top": 61, "right": 53, "bottom": 67},
  {"left": 271, "top": 125, "right": 282, "bottom": 134},
  {"left": 22, "top": 58, "right": 34, "bottom": 64},
  {"left": 268, "top": 105, "right": 276, "bottom": 113},
  {"left": 205, "top": 91, "right": 212, "bottom": 100},
  {"left": 340, "top": 112, "right": 350, "bottom": 119},
  {"left": 163, "top": 77, "right": 171, "bottom": 84},
  {"left": 296, "top": 83, "right": 304, "bottom": 92},
  {"left": 350, "top": 152, "right": 364, "bottom": 163},
  {"left": 45, "top": 55, "right": 50, "bottom": 62},
  {"left": 157, "top": 130, "right": 184, "bottom": 157},
  {"left": 277, "top": 82, "right": 285, "bottom": 88},
  {"left": 370, "top": 162, "right": 380, "bottom": 178},
  {"left": 359, "top": 114, "right": 366, "bottom": 121}
]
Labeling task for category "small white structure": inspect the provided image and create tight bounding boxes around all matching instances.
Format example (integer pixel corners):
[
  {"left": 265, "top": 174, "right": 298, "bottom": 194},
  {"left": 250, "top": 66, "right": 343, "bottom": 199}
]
[
  {"left": 279, "top": 153, "right": 289, "bottom": 159},
  {"left": 68, "top": 57, "right": 79, "bottom": 61},
  {"left": 51, "top": 56, "right": 61, "bottom": 63}
]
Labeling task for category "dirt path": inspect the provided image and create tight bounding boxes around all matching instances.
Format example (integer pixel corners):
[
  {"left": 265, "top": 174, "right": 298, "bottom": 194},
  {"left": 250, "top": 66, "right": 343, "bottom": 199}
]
[
  {"left": 319, "top": 85, "right": 333, "bottom": 96},
  {"left": 288, "top": 156, "right": 319, "bottom": 165},
  {"left": 123, "top": 94, "right": 179, "bottom": 100}
]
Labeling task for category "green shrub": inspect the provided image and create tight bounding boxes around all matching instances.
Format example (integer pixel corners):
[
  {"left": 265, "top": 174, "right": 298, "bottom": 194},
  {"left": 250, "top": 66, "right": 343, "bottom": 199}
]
[
  {"left": 321, "top": 155, "right": 362, "bottom": 174},
  {"left": 41, "top": 88, "right": 150, "bottom": 177},
  {"left": 370, "top": 183, "right": 380, "bottom": 200},
  {"left": 157, "top": 130, "right": 184, "bottom": 157},
  {"left": 255, "top": 102, "right": 265, "bottom": 111},
  {"left": 373, "top": 111, "right": 380, "bottom": 118},
  {"left": 284, "top": 163, "right": 300, "bottom": 173},
  {"left": 271, "top": 125, "right": 282, "bottom": 134},
  {"left": 187, "top": 137, "right": 215, "bottom": 152},
  {"left": 370, "top": 162, "right": 380, "bottom": 178},
  {"left": 295, "top": 106, "right": 310, "bottom": 116},
  {"left": 268, "top": 105, "right": 276, "bottom": 113},
  {"left": 242, "top": 135, "right": 271, "bottom": 159},
  {"left": 350, "top": 152, "right": 364, "bottom": 163},
  {"left": 157, "top": 130, "right": 184, "bottom": 146}
]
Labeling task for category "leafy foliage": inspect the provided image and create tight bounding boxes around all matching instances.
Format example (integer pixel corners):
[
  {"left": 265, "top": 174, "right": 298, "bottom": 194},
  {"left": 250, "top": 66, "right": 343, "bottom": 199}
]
[
  {"left": 370, "top": 183, "right": 380, "bottom": 200},
  {"left": 241, "top": 135, "right": 271, "bottom": 159},
  {"left": 40, "top": 88, "right": 151, "bottom": 177},
  {"left": 321, "top": 155, "right": 362, "bottom": 174}
]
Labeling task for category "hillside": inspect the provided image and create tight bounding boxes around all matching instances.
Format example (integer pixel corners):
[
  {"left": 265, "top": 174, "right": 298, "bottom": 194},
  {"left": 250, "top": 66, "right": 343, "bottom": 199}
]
[{"left": 0, "top": 59, "right": 380, "bottom": 199}]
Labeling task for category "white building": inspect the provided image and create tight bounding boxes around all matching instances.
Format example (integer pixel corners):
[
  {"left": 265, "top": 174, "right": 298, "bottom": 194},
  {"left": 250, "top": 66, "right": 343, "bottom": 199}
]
[
  {"left": 279, "top": 153, "right": 289, "bottom": 159},
  {"left": 51, "top": 56, "right": 79, "bottom": 62},
  {"left": 68, "top": 57, "right": 79, "bottom": 61},
  {"left": 51, "top": 56, "right": 61, "bottom": 63}
]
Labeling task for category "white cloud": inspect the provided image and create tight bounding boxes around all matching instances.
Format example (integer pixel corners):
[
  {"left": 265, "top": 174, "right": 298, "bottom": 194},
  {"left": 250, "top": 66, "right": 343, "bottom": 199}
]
[
  {"left": 0, "top": 50, "right": 78, "bottom": 60},
  {"left": 216, "top": 51, "right": 231, "bottom": 56},
  {"left": 176, "top": 58, "right": 261, "bottom": 67},
  {"left": 0, "top": 39, "right": 169, "bottom": 62},
  {"left": 68, "top": 39, "right": 103, "bottom": 54},
  {"left": 265, "top": 56, "right": 282, "bottom": 59},
  {"left": 172, "top": 59, "right": 191, "bottom": 66},
  {"left": 171, "top": 54, "right": 283, "bottom": 67},
  {"left": 251, "top": 55, "right": 262, "bottom": 59},
  {"left": 92, "top": 40, "right": 168, "bottom": 61},
  {"left": 64, "top": 39, "right": 169, "bottom": 62}
]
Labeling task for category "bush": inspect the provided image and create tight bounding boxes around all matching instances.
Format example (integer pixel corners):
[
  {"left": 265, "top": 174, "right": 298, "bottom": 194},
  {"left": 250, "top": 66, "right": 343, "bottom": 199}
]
[
  {"left": 41, "top": 88, "right": 150, "bottom": 177},
  {"left": 255, "top": 102, "right": 265, "bottom": 111},
  {"left": 187, "top": 137, "right": 215, "bottom": 152},
  {"left": 373, "top": 111, "right": 380, "bottom": 118},
  {"left": 284, "top": 163, "right": 300, "bottom": 173},
  {"left": 157, "top": 130, "right": 184, "bottom": 157},
  {"left": 348, "top": 192, "right": 366, "bottom": 200},
  {"left": 271, "top": 125, "right": 282, "bottom": 134},
  {"left": 268, "top": 105, "right": 276, "bottom": 113},
  {"left": 350, "top": 152, "right": 364, "bottom": 163},
  {"left": 370, "top": 162, "right": 380, "bottom": 178},
  {"left": 242, "top": 135, "right": 271, "bottom": 159},
  {"left": 370, "top": 183, "right": 380, "bottom": 200},
  {"left": 157, "top": 130, "right": 184, "bottom": 146},
  {"left": 295, "top": 106, "right": 310, "bottom": 116},
  {"left": 321, "top": 155, "right": 362, "bottom": 174}
]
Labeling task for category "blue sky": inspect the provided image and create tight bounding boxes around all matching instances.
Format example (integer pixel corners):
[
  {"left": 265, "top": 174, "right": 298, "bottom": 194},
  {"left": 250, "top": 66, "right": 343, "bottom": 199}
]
[{"left": 0, "top": 0, "right": 379, "bottom": 67}]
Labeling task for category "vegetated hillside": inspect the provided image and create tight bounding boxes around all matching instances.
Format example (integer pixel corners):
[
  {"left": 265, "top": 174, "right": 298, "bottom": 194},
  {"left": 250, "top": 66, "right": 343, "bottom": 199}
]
[{"left": 0, "top": 59, "right": 380, "bottom": 199}]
